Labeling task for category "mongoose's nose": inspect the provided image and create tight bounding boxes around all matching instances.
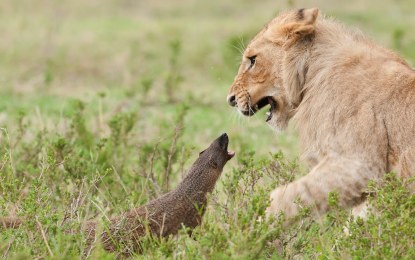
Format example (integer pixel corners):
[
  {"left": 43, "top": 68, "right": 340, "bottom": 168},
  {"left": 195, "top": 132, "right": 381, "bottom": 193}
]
[
  {"left": 217, "top": 133, "right": 229, "bottom": 150},
  {"left": 219, "top": 133, "right": 228, "bottom": 142}
]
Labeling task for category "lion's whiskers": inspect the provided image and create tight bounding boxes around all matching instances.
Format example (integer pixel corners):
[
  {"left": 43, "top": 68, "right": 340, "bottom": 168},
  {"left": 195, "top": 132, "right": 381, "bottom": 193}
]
[{"left": 230, "top": 108, "right": 246, "bottom": 127}]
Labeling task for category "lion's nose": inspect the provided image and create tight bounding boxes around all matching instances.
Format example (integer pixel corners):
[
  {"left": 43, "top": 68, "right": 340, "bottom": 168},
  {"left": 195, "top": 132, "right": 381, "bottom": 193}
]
[{"left": 227, "top": 95, "right": 236, "bottom": 107}]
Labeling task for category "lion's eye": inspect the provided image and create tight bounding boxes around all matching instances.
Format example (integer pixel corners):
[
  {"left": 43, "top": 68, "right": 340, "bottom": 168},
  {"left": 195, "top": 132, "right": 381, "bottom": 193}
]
[{"left": 248, "top": 55, "right": 257, "bottom": 69}]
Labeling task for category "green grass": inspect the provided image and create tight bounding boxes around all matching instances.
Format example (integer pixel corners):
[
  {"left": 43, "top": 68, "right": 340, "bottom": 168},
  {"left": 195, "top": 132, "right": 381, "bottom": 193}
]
[{"left": 1, "top": 0, "right": 415, "bottom": 258}]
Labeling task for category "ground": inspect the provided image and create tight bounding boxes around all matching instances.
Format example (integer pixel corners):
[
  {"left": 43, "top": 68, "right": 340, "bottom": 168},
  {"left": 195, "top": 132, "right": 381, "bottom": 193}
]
[{"left": 0, "top": 0, "right": 415, "bottom": 258}]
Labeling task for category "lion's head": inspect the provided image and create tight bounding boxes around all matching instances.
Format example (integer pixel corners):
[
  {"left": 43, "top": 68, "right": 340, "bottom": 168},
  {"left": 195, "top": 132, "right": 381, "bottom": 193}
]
[{"left": 227, "top": 8, "right": 319, "bottom": 131}]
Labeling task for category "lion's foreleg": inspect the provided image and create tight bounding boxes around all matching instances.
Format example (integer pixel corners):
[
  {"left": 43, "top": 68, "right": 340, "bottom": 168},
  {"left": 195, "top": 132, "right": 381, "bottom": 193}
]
[
  {"left": 397, "top": 148, "right": 415, "bottom": 192},
  {"left": 266, "top": 156, "right": 378, "bottom": 222}
]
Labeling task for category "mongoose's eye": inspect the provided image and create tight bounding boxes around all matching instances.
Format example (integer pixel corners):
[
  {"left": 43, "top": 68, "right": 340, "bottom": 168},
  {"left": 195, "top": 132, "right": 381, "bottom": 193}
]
[
  {"left": 208, "top": 160, "right": 218, "bottom": 169},
  {"left": 248, "top": 55, "right": 256, "bottom": 69}
]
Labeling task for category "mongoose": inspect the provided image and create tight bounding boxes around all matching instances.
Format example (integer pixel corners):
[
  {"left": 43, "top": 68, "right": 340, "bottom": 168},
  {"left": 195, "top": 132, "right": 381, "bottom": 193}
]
[{"left": 1, "top": 133, "right": 235, "bottom": 256}]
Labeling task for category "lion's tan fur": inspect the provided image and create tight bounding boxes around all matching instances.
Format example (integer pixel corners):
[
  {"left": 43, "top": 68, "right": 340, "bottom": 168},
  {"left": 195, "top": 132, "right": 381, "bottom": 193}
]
[{"left": 228, "top": 8, "right": 415, "bottom": 221}]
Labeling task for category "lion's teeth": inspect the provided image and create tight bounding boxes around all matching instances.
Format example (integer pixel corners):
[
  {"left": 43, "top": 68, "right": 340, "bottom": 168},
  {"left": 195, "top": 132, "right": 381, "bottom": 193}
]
[
  {"left": 266, "top": 112, "right": 270, "bottom": 116},
  {"left": 255, "top": 105, "right": 259, "bottom": 110}
]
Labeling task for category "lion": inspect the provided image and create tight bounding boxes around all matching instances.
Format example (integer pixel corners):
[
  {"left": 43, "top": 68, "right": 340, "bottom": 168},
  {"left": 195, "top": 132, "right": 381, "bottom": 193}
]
[{"left": 227, "top": 8, "right": 415, "bottom": 221}]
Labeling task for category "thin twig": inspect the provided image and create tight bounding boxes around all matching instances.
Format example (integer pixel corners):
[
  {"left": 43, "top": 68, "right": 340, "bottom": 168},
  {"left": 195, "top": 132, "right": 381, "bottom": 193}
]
[
  {"left": 0, "top": 128, "right": 16, "bottom": 176},
  {"left": 164, "top": 125, "right": 181, "bottom": 191},
  {"left": 36, "top": 216, "right": 54, "bottom": 257},
  {"left": 2, "top": 236, "right": 15, "bottom": 259},
  {"left": 149, "top": 141, "right": 160, "bottom": 182}
]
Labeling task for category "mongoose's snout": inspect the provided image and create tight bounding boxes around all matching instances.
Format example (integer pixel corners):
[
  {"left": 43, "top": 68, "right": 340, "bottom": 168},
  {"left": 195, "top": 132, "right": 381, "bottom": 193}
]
[
  {"left": 216, "top": 133, "right": 235, "bottom": 160},
  {"left": 199, "top": 133, "right": 235, "bottom": 171}
]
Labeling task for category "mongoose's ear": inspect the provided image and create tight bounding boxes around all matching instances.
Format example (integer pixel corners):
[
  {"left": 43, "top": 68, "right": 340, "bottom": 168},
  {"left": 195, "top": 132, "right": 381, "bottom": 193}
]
[
  {"left": 266, "top": 8, "right": 319, "bottom": 47},
  {"left": 199, "top": 149, "right": 206, "bottom": 156},
  {"left": 208, "top": 156, "right": 218, "bottom": 169}
]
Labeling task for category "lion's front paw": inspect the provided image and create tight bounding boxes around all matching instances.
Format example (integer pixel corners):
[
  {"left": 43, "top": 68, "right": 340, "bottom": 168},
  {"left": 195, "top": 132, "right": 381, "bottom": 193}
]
[
  {"left": 266, "top": 186, "right": 300, "bottom": 221},
  {"left": 265, "top": 188, "right": 284, "bottom": 218}
]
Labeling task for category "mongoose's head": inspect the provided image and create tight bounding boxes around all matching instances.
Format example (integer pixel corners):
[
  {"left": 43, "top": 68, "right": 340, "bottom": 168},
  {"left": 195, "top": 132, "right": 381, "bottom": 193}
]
[
  {"left": 181, "top": 133, "right": 234, "bottom": 193},
  {"left": 196, "top": 133, "right": 235, "bottom": 173}
]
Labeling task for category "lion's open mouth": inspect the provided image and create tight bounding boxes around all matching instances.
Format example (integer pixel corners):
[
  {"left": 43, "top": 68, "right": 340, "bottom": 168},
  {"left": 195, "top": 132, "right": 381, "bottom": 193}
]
[{"left": 241, "top": 96, "right": 277, "bottom": 122}]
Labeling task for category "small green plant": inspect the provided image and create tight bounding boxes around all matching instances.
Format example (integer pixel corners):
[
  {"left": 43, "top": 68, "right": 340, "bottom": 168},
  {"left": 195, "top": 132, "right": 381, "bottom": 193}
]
[
  {"left": 337, "top": 173, "right": 415, "bottom": 259},
  {"left": 164, "top": 39, "right": 184, "bottom": 103},
  {"left": 392, "top": 28, "right": 405, "bottom": 51},
  {"left": 43, "top": 58, "right": 55, "bottom": 86},
  {"left": 140, "top": 77, "right": 154, "bottom": 101},
  {"left": 67, "top": 99, "right": 94, "bottom": 149}
]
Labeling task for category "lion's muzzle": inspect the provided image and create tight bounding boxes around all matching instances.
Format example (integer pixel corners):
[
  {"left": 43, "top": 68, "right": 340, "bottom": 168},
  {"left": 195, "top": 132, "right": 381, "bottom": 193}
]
[{"left": 227, "top": 94, "right": 236, "bottom": 107}]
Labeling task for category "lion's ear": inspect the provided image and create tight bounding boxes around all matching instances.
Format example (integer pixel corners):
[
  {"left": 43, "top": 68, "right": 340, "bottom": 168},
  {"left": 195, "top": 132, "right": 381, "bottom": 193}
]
[
  {"left": 299, "top": 8, "right": 319, "bottom": 25},
  {"left": 293, "top": 8, "right": 319, "bottom": 35},
  {"left": 266, "top": 8, "right": 319, "bottom": 46}
]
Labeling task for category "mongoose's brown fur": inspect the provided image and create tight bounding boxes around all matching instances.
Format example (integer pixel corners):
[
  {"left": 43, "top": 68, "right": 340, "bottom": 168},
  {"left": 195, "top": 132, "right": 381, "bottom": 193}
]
[{"left": 1, "top": 134, "right": 234, "bottom": 256}]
